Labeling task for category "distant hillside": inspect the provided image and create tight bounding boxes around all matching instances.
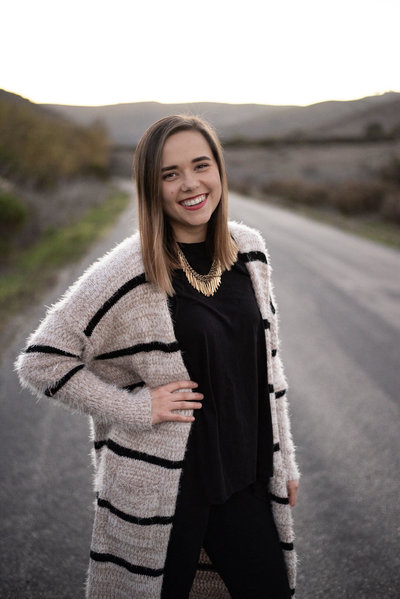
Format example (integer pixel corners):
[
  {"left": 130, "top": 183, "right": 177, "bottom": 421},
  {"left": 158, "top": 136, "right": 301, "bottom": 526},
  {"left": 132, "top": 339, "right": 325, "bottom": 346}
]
[
  {"left": 0, "top": 89, "right": 110, "bottom": 187},
  {"left": 43, "top": 92, "right": 400, "bottom": 145},
  {"left": 41, "top": 101, "right": 274, "bottom": 146}
]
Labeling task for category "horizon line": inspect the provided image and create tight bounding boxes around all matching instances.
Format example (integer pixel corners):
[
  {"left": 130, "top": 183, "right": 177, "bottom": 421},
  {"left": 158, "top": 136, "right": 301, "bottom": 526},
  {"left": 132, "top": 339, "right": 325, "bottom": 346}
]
[{"left": 2, "top": 88, "right": 399, "bottom": 110}]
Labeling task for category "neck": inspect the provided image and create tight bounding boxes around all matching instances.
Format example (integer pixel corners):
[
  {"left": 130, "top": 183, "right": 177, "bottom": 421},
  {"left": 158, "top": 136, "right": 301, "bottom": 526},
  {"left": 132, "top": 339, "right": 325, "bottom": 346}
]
[{"left": 172, "top": 225, "right": 207, "bottom": 243}]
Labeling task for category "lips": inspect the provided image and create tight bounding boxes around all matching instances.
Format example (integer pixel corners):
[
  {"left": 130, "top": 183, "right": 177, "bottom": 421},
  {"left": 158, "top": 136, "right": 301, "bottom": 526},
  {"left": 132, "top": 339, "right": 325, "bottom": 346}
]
[{"left": 179, "top": 193, "right": 208, "bottom": 210}]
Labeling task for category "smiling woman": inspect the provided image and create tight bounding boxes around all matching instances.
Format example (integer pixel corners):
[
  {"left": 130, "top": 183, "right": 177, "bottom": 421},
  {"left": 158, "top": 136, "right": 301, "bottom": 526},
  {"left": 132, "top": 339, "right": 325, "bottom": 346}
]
[
  {"left": 160, "top": 130, "right": 222, "bottom": 242},
  {"left": 15, "top": 114, "right": 300, "bottom": 599},
  {"left": 134, "top": 115, "right": 237, "bottom": 296}
]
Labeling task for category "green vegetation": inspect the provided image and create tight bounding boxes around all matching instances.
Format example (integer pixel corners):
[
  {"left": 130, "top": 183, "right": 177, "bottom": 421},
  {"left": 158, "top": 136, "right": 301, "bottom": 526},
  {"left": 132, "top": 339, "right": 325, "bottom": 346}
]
[
  {"left": 0, "top": 188, "right": 130, "bottom": 334},
  {"left": 0, "top": 93, "right": 110, "bottom": 187},
  {"left": 270, "top": 197, "right": 400, "bottom": 249},
  {"left": 260, "top": 172, "right": 399, "bottom": 226},
  {"left": 0, "top": 189, "right": 29, "bottom": 255},
  {"left": 0, "top": 189, "right": 28, "bottom": 225},
  {"left": 231, "top": 154, "right": 400, "bottom": 250},
  {"left": 241, "top": 179, "right": 400, "bottom": 249},
  {"left": 223, "top": 125, "right": 400, "bottom": 147}
]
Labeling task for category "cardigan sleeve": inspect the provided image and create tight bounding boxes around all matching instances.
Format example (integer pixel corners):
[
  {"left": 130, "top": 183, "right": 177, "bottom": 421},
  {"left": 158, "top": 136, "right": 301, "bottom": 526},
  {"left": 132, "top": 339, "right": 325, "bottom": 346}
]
[
  {"left": 13, "top": 306, "right": 153, "bottom": 432},
  {"left": 267, "top": 263, "right": 301, "bottom": 482}
]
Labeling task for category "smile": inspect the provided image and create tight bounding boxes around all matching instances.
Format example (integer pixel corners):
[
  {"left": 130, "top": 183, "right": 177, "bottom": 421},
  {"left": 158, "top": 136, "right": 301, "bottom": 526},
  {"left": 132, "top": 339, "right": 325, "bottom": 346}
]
[{"left": 179, "top": 194, "right": 208, "bottom": 209}]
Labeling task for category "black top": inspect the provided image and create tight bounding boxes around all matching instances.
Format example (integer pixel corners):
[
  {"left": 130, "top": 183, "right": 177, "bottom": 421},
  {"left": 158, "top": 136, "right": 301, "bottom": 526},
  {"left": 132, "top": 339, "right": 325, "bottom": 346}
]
[{"left": 168, "top": 241, "right": 273, "bottom": 504}]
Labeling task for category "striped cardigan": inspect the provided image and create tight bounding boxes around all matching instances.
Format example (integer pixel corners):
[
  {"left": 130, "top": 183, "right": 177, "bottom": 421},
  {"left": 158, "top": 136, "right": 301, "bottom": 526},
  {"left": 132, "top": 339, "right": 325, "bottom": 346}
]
[{"left": 14, "top": 220, "right": 300, "bottom": 598}]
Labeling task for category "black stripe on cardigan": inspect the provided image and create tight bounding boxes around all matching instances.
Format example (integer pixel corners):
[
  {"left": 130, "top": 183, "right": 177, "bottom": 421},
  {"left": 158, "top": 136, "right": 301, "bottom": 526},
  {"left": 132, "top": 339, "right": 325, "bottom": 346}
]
[
  {"left": 270, "top": 493, "right": 290, "bottom": 505},
  {"left": 94, "top": 440, "right": 107, "bottom": 450},
  {"left": 238, "top": 250, "right": 268, "bottom": 265},
  {"left": 94, "top": 341, "right": 179, "bottom": 361},
  {"left": 272, "top": 348, "right": 278, "bottom": 357},
  {"left": 273, "top": 442, "right": 280, "bottom": 452},
  {"left": 263, "top": 319, "right": 271, "bottom": 330},
  {"left": 44, "top": 364, "right": 85, "bottom": 397},
  {"left": 84, "top": 273, "right": 147, "bottom": 337},
  {"left": 94, "top": 438, "right": 184, "bottom": 469},
  {"left": 25, "top": 344, "right": 80, "bottom": 359},
  {"left": 275, "top": 389, "right": 287, "bottom": 399},
  {"left": 123, "top": 381, "right": 145, "bottom": 392},
  {"left": 268, "top": 384, "right": 274, "bottom": 394},
  {"left": 90, "top": 550, "right": 164, "bottom": 577},
  {"left": 280, "top": 541, "right": 294, "bottom": 551},
  {"left": 270, "top": 299, "right": 276, "bottom": 314},
  {"left": 97, "top": 497, "right": 173, "bottom": 526},
  {"left": 290, "top": 588, "right": 296, "bottom": 596}
]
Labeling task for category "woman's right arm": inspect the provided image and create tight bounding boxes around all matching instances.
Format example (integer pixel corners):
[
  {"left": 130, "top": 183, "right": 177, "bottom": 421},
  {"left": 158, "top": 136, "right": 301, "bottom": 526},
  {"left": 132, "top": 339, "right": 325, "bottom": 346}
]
[
  {"left": 14, "top": 307, "right": 155, "bottom": 431},
  {"left": 14, "top": 307, "right": 202, "bottom": 430}
]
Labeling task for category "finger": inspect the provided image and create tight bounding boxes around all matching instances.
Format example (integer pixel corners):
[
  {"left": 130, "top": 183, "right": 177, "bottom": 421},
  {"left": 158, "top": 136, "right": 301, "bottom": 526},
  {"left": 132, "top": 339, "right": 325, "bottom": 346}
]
[
  {"left": 162, "top": 413, "right": 195, "bottom": 423},
  {"left": 171, "top": 392, "right": 203, "bottom": 402},
  {"left": 171, "top": 401, "right": 203, "bottom": 410},
  {"left": 164, "top": 380, "right": 199, "bottom": 392}
]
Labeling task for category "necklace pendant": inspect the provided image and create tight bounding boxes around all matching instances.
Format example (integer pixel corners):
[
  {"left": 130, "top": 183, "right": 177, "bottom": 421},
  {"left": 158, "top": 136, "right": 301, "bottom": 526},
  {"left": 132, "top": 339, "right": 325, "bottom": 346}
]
[{"left": 177, "top": 246, "right": 222, "bottom": 297}]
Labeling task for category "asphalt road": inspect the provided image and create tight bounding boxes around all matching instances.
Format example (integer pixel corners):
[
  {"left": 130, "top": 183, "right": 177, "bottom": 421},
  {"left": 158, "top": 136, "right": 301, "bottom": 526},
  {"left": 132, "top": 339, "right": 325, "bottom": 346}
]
[{"left": 1, "top": 183, "right": 399, "bottom": 598}]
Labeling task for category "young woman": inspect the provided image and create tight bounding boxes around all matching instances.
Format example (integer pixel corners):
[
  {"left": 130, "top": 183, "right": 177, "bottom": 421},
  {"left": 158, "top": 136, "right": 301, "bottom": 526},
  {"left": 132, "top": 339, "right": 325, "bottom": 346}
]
[{"left": 15, "top": 115, "right": 300, "bottom": 599}]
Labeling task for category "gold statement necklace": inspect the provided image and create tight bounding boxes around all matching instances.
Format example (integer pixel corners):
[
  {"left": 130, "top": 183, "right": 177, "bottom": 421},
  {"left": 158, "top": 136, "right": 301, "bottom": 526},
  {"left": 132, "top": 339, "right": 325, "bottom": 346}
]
[{"left": 176, "top": 244, "right": 223, "bottom": 297}]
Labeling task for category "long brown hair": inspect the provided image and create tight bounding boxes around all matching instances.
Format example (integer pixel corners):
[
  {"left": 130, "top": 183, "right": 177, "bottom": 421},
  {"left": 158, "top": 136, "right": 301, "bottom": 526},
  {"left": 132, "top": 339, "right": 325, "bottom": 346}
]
[{"left": 133, "top": 114, "right": 237, "bottom": 296}]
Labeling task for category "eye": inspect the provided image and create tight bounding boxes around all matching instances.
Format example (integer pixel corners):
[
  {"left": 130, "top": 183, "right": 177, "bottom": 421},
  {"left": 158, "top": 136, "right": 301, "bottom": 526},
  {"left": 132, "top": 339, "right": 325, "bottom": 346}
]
[
  {"left": 162, "top": 171, "right": 177, "bottom": 180},
  {"left": 195, "top": 163, "right": 209, "bottom": 170}
]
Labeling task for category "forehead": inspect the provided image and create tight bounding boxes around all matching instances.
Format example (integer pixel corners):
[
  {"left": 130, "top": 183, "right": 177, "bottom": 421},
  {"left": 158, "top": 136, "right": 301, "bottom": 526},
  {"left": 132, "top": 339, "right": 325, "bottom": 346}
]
[{"left": 161, "top": 130, "right": 213, "bottom": 164}]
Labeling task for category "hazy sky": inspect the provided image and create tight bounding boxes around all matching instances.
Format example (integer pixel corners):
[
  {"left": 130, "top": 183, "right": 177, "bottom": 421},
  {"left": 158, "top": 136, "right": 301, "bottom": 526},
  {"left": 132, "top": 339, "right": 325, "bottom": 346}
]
[{"left": 2, "top": 0, "right": 399, "bottom": 107}]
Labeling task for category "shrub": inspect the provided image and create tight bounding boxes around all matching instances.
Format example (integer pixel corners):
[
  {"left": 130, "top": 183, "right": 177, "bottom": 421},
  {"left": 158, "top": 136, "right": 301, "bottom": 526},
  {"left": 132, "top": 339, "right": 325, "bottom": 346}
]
[
  {"left": 379, "top": 156, "right": 400, "bottom": 185},
  {"left": 0, "top": 189, "right": 29, "bottom": 259},
  {"left": 329, "top": 181, "right": 386, "bottom": 215},
  {"left": 0, "top": 98, "right": 110, "bottom": 188},
  {"left": 262, "top": 180, "right": 329, "bottom": 206},
  {"left": 365, "top": 122, "right": 385, "bottom": 140},
  {"left": 0, "top": 190, "right": 29, "bottom": 229},
  {"left": 380, "top": 190, "right": 400, "bottom": 223}
]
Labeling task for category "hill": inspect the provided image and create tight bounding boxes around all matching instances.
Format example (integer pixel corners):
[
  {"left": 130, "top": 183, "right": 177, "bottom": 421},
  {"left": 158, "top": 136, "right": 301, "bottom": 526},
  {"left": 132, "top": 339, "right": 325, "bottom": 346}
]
[
  {"left": 43, "top": 92, "right": 400, "bottom": 145},
  {"left": 0, "top": 89, "right": 110, "bottom": 187}
]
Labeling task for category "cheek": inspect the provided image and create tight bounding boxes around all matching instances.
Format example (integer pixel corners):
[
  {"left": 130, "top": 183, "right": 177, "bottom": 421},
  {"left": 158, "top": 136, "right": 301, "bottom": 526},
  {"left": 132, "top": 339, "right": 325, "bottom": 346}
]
[
  {"left": 161, "top": 190, "right": 178, "bottom": 218},
  {"left": 213, "top": 176, "right": 222, "bottom": 199},
  {"left": 161, "top": 185, "right": 174, "bottom": 206}
]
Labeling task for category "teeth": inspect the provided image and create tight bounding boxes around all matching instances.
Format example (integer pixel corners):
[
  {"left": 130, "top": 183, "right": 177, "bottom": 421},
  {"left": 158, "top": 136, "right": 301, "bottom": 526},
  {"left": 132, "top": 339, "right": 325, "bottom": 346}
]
[{"left": 181, "top": 194, "right": 206, "bottom": 207}]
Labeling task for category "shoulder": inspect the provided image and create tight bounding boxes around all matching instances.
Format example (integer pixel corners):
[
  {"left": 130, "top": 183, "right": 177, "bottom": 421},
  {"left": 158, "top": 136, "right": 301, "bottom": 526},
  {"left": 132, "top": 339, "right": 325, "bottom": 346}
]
[{"left": 228, "top": 220, "right": 268, "bottom": 255}]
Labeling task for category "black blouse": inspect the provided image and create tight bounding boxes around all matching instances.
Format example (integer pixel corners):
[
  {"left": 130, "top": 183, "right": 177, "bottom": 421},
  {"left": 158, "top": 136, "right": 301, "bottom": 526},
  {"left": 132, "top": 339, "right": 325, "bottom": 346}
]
[{"left": 168, "top": 241, "right": 273, "bottom": 504}]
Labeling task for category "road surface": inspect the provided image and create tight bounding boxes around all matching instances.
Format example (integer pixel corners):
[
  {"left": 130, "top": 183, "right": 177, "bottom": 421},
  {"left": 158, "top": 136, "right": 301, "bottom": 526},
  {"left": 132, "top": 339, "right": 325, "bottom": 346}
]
[{"left": 1, "top": 182, "right": 399, "bottom": 598}]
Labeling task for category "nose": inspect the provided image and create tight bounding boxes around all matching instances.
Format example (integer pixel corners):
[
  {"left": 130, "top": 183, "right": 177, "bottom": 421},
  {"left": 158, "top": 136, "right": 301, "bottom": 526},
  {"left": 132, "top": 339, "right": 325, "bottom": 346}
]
[{"left": 181, "top": 170, "right": 199, "bottom": 192}]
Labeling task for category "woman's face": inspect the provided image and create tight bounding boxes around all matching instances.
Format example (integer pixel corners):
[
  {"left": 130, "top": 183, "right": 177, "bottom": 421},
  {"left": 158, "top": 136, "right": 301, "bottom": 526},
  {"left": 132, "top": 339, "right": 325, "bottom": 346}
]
[{"left": 160, "top": 130, "right": 222, "bottom": 242}]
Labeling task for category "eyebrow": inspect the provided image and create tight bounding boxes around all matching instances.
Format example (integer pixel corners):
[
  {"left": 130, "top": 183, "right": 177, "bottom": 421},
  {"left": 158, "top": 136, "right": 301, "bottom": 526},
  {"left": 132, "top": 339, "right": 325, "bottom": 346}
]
[{"left": 161, "top": 155, "right": 212, "bottom": 173}]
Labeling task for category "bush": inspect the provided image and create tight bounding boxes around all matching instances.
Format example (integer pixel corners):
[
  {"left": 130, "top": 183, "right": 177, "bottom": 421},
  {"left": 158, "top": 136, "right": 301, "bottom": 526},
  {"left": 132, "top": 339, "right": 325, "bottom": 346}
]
[
  {"left": 379, "top": 156, "right": 400, "bottom": 185},
  {"left": 380, "top": 190, "right": 400, "bottom": 222},
  {"left": 0, "top": 189, "right": 29, "bottom": 259},
  {"left": 0, "top": 99, "right": 110, "bottom": 188},
  {"left": 262, "top": 180, "right": 329, "bottom": 206},
  {"left": 329, "top": 181, "right": 386, "bottom": 215},
  {"left": 365, "top": 122, "right": 385, "bottom": 140},
  {"left": 0, "top": 190, "right": 28, "bottom": 228}
]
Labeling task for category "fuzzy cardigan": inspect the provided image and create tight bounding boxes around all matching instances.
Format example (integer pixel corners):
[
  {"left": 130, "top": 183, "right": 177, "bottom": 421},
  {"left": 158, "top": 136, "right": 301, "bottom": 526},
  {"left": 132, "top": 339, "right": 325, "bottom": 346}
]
[{"left": 14, "top": 220, "right": 300, "bottom": 598}]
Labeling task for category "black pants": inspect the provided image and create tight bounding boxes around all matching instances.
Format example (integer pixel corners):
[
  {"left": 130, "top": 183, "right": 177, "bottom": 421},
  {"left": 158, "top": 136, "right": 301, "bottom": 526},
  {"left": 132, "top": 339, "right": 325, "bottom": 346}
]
[{"left": 161, "top": 479, "right": 292, "bottom": 599}]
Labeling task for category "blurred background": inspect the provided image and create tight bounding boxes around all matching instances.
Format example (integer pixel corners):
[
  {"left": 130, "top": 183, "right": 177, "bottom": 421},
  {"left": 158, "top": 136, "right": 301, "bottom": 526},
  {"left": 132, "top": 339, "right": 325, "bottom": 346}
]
[{"left": 1, "top": 0, "right": 399, "bottom": 597}]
